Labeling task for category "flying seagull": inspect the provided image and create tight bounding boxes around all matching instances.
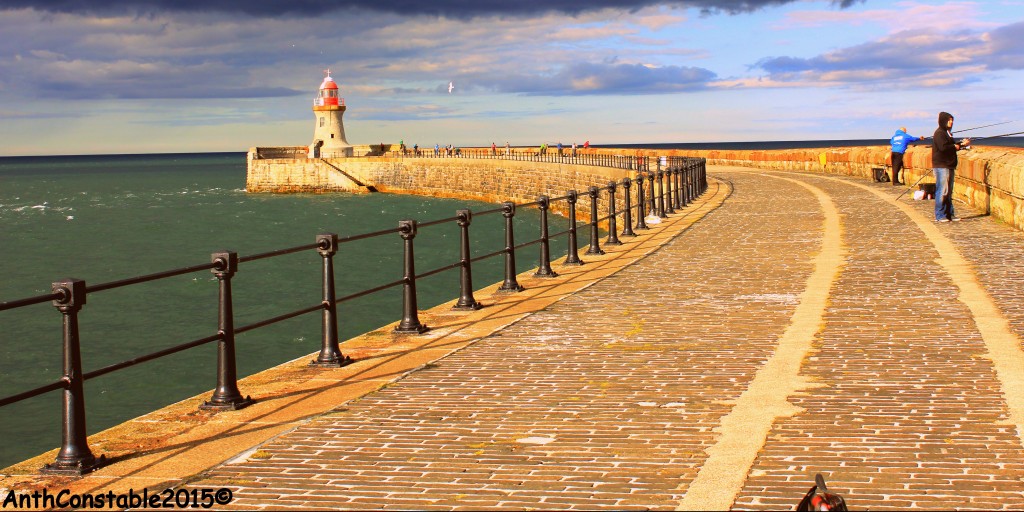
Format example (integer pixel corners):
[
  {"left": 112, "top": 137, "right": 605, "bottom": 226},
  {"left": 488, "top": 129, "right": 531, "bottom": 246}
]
[{"left": 448, "top": 81, "right": 454, "bottom": 94}]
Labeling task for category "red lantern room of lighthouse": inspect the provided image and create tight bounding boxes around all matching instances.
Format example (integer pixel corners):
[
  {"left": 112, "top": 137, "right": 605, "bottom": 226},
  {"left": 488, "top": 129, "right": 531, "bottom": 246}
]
[
  {"left": 309, "top": 69, "right": 352, "bottom": 158},
  {"left": 315, "top": 72, "right": 341, "bottom": 107}
]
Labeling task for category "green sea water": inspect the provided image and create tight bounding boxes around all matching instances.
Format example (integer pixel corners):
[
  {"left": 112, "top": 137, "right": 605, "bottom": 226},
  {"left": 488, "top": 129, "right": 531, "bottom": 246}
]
[{"left": 0, "top": 153, "right": 568, "bottom": 468}]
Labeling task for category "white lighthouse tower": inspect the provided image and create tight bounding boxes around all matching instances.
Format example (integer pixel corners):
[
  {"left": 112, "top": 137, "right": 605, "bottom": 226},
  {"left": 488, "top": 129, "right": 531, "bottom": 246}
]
[{"left": 309, "top": 70, "right": 352, "bottom": 158}]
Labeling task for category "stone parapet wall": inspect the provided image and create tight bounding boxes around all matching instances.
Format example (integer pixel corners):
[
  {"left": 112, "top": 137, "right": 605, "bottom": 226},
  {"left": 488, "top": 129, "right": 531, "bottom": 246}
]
[
  {"left": 654, "top": 145, "right": 1024, "bottom": 232},
  {"left": 247, "top": 154, "right": 371, "bottom": 193},
  {"left": 251, "top": 146, "right": 308, "bottom": 159},
  {"left": 251, "top": 145, "right": 399, "bottom": 160},
  {"left": 247, "top": 152, "right": 639, "bottom": 221},
  {"left": 248, "top": 143, "right": 1023, "bottom": 232},
  {"left": 351, "top": 158, "right": 634, "bottom": 207}
]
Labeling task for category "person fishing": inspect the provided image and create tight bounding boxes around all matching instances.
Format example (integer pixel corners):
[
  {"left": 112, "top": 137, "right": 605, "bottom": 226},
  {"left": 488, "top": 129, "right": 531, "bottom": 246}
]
[
  {"left": 889, "top": 127, "right": 921, "bottom": 186},
  {"left": 932, "top": 112, "right": 970, "bottom": 222},
  {"left": 895, "top": 120, "right": 1019, "bottom": 202}
]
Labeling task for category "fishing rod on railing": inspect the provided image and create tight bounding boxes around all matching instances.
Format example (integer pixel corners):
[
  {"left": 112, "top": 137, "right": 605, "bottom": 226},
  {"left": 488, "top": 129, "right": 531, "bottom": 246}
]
[
  {"left": 911, "top": 121, "right": 1015, "bottom": 143},
  {"left": 961, "top": 130, "right": 1024, "bottom": 143},
  {"left": 946, "top": 129, "right": 1024, "bottom": 152},
  {"left": 953, "top": 120, "right": 1014, "bottom": 134},
  {"left": 895, "top": 129, "right": 1024, "bottom": 200}
]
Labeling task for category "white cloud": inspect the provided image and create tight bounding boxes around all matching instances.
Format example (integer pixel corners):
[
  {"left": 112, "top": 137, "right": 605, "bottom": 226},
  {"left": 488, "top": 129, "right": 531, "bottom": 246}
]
[{"left": 777, "top": 1, "right": 996, "bottom": 31}]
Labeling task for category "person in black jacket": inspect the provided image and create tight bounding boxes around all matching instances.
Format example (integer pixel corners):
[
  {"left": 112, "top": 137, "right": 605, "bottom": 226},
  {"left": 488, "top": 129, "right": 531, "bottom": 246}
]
[{"left": 931, "top": 112, "right": 970, "bottom": 222}]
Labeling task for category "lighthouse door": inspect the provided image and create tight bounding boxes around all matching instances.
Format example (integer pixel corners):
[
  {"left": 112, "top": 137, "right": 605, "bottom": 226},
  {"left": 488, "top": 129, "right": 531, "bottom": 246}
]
[{"left": 312, "top": 140, "right": 323, "bottom": 158}]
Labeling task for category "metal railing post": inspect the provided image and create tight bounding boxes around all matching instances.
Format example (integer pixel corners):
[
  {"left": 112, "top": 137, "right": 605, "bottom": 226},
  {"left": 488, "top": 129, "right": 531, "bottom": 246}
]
[
  {"left": 395, "top": 220, "right": 428, "bottom": 333},
  {"left": 647, "top": 171, "right": 656, "bottom": 218},
  {"left": 692, "top": 160, "right": 700, "bottom": 200},
  {"left": 685, "top": 162, "right": 693, "bottom": 205},
  {"left": 564, "top": 191, "right": 585, "bottom": 265},
  {"left": 585, "top": 186, "right": 604, "bottom": 255},
  {"left": 311, "top": 234, "right": 352, "bottom": 367},
  {"left": 202, "top": 251, "right": 254, "bottom": 411},
  {"left": 692, "top": 160, "right": 699, "bottom": 198},
  {"left": 679, "top": 165, "right": 687, "bottom": 207},
  {"left": 667, "top": 165, "right": 676, "bottom": 208},
  {"left": 453, "top": 209, "right": 483, "bottom": 310},
  {"left": 696, "top": 160, "right": 703, "bottom": 198},
  {"left": 498, "top": 202, "right": 524, "bottom": 292},
  {"left": 534, "top": 195, "right": 558, "bottom": 277},
  {"left": 606, "top": 181, "right": 622, "bottom": 246},
  {"left": 674, "top": 167, "right": 683, "bottom": 208},
  {"left": 658, "top": 170, "right": 669, "bottom": 219},
  {"left": 664, "top": 167, "right": 676, "bottom": 214},
  {"left": 679, "top": 163, "right": 688, "bottom": 206},
  {"left": 684, "top": 163, "right": 690, "bottom": 201},
  {"left": 42, "top": 279, "right": 106, "bottom": 476},
  {"left": 620, "top": 177, "right": 636, "bottom": 237},
  {"left": 635, "top": 174, "right": 649, "bottom": 230},
  {"left": 702, "top": 159, "right": 708, "bottom": 193}
]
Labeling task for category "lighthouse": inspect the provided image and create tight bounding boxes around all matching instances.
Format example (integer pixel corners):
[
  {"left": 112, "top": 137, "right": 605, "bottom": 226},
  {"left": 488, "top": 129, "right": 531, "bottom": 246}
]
[{"left": 309, "top": 70, "right": 352, "bottom": 158}]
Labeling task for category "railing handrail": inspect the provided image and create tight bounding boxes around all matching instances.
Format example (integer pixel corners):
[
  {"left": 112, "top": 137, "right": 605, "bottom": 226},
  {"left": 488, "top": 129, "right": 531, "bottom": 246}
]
[
  {"left": 396, "top": 149, "right": 643, "bottom": 170},
  {"left": 257, "top": 146, "right": 660, "bottom": 172},
  {"left": 0, "top": 156, "right": 708, "bottom": 475}
]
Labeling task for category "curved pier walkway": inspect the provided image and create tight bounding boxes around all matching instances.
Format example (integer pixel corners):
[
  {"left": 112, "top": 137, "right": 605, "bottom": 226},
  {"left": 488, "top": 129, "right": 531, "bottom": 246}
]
[{"left": 178, "top": 166, "right": 1024, "bottom": 510}]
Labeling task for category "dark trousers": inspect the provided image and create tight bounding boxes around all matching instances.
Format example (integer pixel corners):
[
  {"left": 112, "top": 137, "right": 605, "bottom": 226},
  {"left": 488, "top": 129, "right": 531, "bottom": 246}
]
[{"left": 891, "top": 152, "right": 905, "bottom": 185}]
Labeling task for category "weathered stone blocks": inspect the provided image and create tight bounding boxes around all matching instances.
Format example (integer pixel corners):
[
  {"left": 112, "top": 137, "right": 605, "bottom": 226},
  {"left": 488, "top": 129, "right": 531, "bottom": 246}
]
[
  {"left": 667, "top": 145, "right": 1024, "bottom": 233},
  {"left": 247, "top": 144, "right": 1024, "bottom": 232}
]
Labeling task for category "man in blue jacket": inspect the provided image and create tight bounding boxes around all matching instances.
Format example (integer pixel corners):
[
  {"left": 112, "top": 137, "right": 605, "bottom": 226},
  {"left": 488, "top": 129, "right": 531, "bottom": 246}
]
[{"left": 889, "top": 126, "right": 921, "bottom": 186}]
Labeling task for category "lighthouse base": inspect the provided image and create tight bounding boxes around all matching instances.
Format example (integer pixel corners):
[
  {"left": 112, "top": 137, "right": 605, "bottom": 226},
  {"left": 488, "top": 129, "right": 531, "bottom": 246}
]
[
  {"left": 309, "top": 140, "right": 353, "bottom": 159},
  {"left": 315, "top": 147, "right": 354, "bottom": 158}
]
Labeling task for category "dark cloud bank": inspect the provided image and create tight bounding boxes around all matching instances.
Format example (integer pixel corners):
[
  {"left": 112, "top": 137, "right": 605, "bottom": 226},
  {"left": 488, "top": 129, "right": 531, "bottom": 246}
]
[
  {"left": 0, "top": 0, "right": 870, "bottom": 101},
  {"left": 5, "top": 0, "right": 863, "bottom": 18}
]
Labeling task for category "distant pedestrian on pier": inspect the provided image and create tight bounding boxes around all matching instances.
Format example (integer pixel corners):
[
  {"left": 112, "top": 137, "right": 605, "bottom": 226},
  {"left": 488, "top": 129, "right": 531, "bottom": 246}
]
[
  {"left": 572, "top": 142, "right": 577, "bottom": 157},
  {"left": 434, "top": 143, "right": 439, "bottom": 156},
  {"left": 492, "top": 142, "right": 497, "bottom": 155},
  {"left": 505, "top": 142, "right": 510, "bottom": 156},
  {"left": 889, "top": 127, "right": 920, "bottom": 186},
  {"left": 557, "top": 142, "right": 563, "bottom": 157},
  {"left": 931, "top": 112, "right": 970, "bottom": 222}
]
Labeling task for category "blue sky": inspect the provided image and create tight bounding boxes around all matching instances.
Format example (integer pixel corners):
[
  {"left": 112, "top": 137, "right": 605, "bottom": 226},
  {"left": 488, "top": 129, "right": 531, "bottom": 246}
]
[{"left": 1, "top": 0, "right": 1022, "bottom": 156}]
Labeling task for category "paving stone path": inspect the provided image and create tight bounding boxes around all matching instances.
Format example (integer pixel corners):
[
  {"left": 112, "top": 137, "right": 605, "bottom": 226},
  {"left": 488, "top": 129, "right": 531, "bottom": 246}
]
[{"left": 185, "top": 166, "right": 1024, "bottom": 510}]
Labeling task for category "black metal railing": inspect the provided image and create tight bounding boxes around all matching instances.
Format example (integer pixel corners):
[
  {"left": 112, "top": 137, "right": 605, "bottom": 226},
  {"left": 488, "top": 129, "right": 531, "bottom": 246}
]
[
  {"left": 0, "top": 157, "right": 707, "bottom": 475},
  {"left": 384, "top": 147, "right": 650, "bottom": 170}
]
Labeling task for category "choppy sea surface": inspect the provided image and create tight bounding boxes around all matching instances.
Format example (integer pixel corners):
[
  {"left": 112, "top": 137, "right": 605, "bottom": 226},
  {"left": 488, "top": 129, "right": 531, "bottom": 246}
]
[{"left": 0, "top": 152, "right": 565, "bottom": 468}]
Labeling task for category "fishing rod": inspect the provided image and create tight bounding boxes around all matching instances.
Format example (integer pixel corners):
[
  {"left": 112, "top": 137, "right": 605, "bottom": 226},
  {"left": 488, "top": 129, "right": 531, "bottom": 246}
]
[
  {"left": 953, "top": 120, "right": 1014, "bottom": 134},
  {"left": 914, "top": 121, "right": 1014, "bottom": 141},
  {"left": 963, "top": 130, "right": 1024, "bottom": 142},
  {"left": 953, "top": 130, "right": 1024, "bottom": 151},
  {"left": 895, "top": 130, "right": 1024, "bottom": 200}
]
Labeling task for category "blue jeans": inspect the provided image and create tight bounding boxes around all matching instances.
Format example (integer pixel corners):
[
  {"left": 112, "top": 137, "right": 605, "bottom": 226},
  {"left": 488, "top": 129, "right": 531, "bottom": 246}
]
[{"left": 933, "top": 167, "right": 955, "bottom": 220}]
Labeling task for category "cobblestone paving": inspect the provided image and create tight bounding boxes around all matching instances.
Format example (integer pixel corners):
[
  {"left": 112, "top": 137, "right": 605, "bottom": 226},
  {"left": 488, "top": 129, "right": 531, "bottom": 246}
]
[
  {"left": 732, "top": 173, "right": 1024, "bottom": 510},
  {"left": 185, "top": 167, "right": 1024, "bottom": 510}
]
